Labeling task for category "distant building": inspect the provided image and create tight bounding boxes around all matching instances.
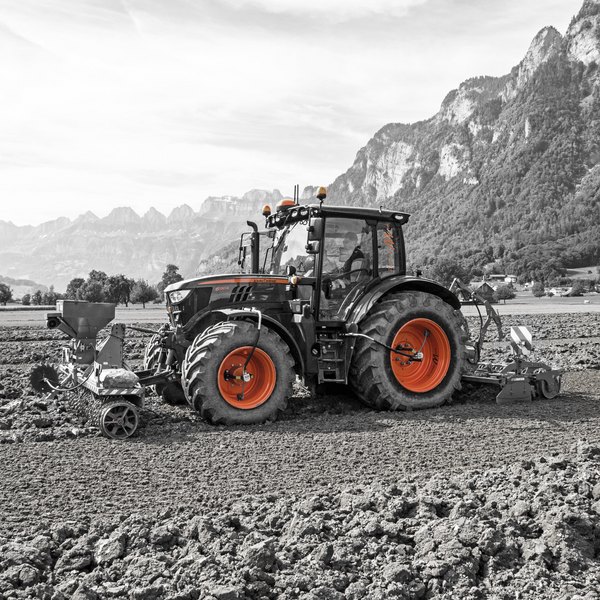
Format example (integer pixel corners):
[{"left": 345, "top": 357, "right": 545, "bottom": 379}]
[
  {"left": 548, "top": 287, "right": 570, "bottom": 296},
  {"left": 484, "top": 273, "right": 517, "bottom": 284},
  {"left": 472, "top": 281, "right": 496, "bottom": 302}
]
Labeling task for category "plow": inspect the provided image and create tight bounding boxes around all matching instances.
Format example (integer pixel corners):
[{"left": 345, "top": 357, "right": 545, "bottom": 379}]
[{"left": 31, "top": 189, "right": 562, "bottom": 439}]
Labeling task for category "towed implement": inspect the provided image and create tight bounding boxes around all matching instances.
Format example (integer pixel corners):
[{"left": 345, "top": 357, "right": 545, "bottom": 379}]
[
  {"left": 31, "top": 301, "right": 144, "bottom": 439},
  {"left": 31, "top": 187, "right": 562, "bottom": 438}
]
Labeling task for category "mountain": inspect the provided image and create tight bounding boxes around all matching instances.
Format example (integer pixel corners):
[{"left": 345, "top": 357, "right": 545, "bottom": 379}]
[
  {"left": 0, "top": 275, "right": 48, "bottom": 299},
  {"left": 0, "top": 190, "right": 285, "bottom": 291},
  {"left": 4, "top": 0, "right": 600, "bottom": 288},
  {"left": 327, "top": 0, "right": 600, "bottom": 281}
]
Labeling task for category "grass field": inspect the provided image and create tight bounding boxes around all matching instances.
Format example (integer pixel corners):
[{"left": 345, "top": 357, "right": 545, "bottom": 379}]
[{"left": 565, "top": 265, "right": 600, "bottom": 279}]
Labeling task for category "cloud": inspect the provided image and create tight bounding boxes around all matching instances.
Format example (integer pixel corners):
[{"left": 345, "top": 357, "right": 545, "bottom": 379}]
[
  {"left": 0, "top": 0, "right": 581, "bottom": 225},
  {"left": 220, "top": 0, "right": 428, "bottom": 21}
]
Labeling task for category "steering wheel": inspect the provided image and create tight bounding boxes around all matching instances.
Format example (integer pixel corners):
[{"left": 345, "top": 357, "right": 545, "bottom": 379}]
[
  {"left": 326, "top": 268, "right": 370, "bottom": 282},
  {"left": 323, "top": 269, "right": 371, "bottom": 298}
]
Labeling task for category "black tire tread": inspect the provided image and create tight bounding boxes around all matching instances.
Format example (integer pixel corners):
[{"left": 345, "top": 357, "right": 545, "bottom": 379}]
[
  {"left": 350, "top": 291, "right": 470, "bottom": 411},
  {"left": 181, "top": 321, "right": 295, "bottom": 425}
]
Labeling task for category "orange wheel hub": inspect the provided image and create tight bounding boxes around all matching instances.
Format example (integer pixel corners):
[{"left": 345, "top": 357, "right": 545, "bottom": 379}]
[
  {"left": 390, "top": 318, "right": 451, "bottom": 393},
  {"left": 217, "top": 347, "right": 276, "bottom": 409}
]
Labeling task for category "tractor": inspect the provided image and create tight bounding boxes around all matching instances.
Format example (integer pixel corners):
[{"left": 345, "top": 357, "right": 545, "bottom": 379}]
[
  {"left": 32, "top": 187, "right": 561, "bottom": 438},
  {"left": 145, "top": 187, "right": 476, "bottom": 425}
]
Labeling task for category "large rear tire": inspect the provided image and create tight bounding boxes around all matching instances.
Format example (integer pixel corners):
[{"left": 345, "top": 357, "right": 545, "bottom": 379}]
[
  {"left": 181, "top": 321, "right": 295, "bottom": 425},
  {"left": 349, "top": 291, "right": 469, "bottom": 410}
]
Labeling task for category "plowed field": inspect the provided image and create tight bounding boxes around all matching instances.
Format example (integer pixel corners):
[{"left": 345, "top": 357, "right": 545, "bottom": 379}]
[{"left": 1, "top": 312, "right": 599, "bottom": 600}]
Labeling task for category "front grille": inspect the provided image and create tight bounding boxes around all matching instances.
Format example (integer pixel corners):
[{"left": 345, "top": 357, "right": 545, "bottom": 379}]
[{"left": 229, "top": 285, "right": 253, "bottom": 303}]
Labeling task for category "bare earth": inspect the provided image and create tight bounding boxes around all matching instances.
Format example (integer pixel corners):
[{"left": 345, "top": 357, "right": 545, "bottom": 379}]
[{"left": 0, "top": 311, "right": 599, "bottom": 599}]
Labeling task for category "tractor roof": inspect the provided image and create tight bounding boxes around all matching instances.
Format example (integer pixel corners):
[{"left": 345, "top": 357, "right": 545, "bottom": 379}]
[{"left": 266, "top": 203, "right": 410, "bottom": 228}]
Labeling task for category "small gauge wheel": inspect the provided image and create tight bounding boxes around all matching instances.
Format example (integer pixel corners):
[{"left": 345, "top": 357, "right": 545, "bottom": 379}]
[{"left": 98, "top": 400, "right": 139, "bottom": 440}]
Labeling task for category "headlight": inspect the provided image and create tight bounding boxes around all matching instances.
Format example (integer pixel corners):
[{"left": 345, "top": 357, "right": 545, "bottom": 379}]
[{"left": 169, "top": 289, "right": 192, "bottom": 304}]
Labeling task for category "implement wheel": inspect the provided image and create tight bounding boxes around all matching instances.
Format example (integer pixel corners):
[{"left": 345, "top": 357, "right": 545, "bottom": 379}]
[
  {"left": 350, "top": 291, "right": 470, "bottom": 410},
  {"left": 98, "top": 400, "right": 139, "bottom": 440},
  {"left": 181, "top": 321, "right": 295, "bottom": 425}
]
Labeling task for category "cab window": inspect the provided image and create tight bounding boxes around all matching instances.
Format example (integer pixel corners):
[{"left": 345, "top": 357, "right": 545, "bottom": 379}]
[
  {"left": 319, "top": 218, "right": 373, "bottom": 321},
  {"left": 269, "top": 222, "right": 311, "bottom": 275},
  {"left": 376, "top": 223, "right": 402, "bottom": 277}
]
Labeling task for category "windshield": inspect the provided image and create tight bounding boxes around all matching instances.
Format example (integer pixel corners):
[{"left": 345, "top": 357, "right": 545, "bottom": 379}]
[{"left": 267, "top": 222, "right": 311, "bottom": 275}]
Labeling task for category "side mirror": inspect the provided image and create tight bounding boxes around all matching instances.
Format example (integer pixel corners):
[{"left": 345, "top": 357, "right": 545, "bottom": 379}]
[
  {"left": 286, "top": 265, "right": 297, "bottom": 277},
  {"left": 308, "top": 217, "right": 324, "bottom": 241},
  {"left": 238, "top": 243, "right": 247, "bottom": 267},
  {"left": 306, "top": 241, "right": 320, "bottom": 255}
]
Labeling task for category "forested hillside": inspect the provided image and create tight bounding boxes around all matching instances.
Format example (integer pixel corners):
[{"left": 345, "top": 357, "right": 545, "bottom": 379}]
[{"left": 328, "top": 0, "right": 600, "bottom": 282}]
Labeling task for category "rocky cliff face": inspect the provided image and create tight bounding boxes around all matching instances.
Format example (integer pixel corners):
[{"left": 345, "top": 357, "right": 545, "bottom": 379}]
[{"left": 327, "top": 0, "right": 600, "bottom": 278}]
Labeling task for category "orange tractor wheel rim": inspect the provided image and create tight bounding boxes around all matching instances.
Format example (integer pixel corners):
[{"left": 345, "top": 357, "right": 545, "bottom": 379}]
[
  {"left": 217, "top": 346, "right": 276, "bottom": 409},
  {"left": 390, "top": 318, "right": 451, "bottom": 393}
]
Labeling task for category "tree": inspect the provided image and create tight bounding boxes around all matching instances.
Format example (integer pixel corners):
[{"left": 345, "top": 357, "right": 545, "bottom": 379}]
[
  {"left": 0, "top": 283, "right": 12, "bottom": 306},
  {"left": 494, "top": 284, "right": 516, "bottom": 304},
  {"left": 130, "top": 279, "right": 159, "bottom": 308},
  {"left": 79, "top": 281, "right": 105, "bottom": 302},
  {"left": 569, "top": 280, "right": 586, "bottom": 297},
  {"left": 428, "top": 258, "right": 468, "bottom": 287},
  {"left": 66, "top": 278, "right": 85, "bottom": 299},
  {"left": 158, "top": 264, "right": 184, "bottom": 297},
  {"left": 42, "top": 285, "right": 57, "bottom": 306},
  {"left": 31, "top": 290, "right": 43, "bottom": 305},
  {"left": 21, "top": 293, "right": 31, "bottom": 306},
  {"left": 532, "top": 282, "right": 545, "bottom": 297},
  {"left": 162, "top": 264, "right": 183, "bottom": 287},
  {"left": 104, "top": 275, "right": 134, "bottom": 306},
  {"left": 88, "top": 270, "right": 108, "bottom": 284}
]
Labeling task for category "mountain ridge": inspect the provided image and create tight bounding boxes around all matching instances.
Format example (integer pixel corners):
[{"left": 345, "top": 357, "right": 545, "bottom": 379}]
[
  {"left": 326, "top": 0, "right": 600, "bottom": 280},
  {"left": 2, "top": 0, "right": 599, "bottom": 288}
]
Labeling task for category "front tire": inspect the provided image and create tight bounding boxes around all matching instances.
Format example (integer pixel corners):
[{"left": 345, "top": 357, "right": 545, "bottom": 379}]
[
  {"left": 181, "top": 321, "right": 295, "bottom": 425},
  {"left": 350, "top": 291, "right": 470, "bottom": 410}
]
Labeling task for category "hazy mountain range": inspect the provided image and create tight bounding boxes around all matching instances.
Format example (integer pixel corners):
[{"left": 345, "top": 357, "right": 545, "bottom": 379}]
[
  {"left": 0, "top": 190, "right": 291, "bottom": 291},
  {"left": 2, "top": 0, "right": 600, "bottom": 291}
]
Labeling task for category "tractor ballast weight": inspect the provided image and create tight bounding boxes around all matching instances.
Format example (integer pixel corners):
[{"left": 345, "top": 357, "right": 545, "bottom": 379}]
[{"left": 32, "top": 193, "right": 563, "bottom": 435}]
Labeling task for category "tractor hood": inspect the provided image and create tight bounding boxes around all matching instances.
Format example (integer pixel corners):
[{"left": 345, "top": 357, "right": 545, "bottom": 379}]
[{"left": 164, "top": 274, "right": 289, "bottom": 293}]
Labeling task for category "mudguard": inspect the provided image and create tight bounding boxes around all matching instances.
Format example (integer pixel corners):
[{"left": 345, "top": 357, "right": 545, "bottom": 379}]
[
  {"left": 191, "top": 307, "right": 305, "bottom": 376},
  {"left": 348, "top": 275, "right": 461, "bottom": 325}
]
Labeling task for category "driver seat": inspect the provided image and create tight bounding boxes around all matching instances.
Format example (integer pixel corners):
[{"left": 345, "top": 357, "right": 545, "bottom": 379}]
[{"left": 348, "top": 258, "right": 367, "bottom": 282}]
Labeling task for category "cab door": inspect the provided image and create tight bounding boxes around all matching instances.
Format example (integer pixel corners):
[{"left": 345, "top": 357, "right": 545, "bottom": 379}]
[{"left": 316, "top": 217, "right": 375, "bottom": 322}]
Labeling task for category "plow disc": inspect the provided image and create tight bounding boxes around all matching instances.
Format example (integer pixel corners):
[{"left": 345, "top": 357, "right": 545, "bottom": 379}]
[{"left": 29, "top": 365, "right": 60, "bottom": 395}]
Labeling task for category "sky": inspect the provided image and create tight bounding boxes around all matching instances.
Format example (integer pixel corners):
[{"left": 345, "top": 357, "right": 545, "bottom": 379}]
[{"left": 0, "top": 0, "right": 581, "bottom": 225}]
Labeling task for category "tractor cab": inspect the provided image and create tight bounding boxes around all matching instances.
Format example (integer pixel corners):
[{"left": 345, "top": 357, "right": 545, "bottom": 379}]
[{"left": 238, "top": 196, "right": 410, "bottom": 323}]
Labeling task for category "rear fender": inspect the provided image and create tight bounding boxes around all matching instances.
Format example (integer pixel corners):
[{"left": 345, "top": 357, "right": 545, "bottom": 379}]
[
  {"left": 190, "top": 308, "right": 304, "bottom": 376},
  {"left": 348, "top": 276, "right": 461, "bottom": 326}
]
